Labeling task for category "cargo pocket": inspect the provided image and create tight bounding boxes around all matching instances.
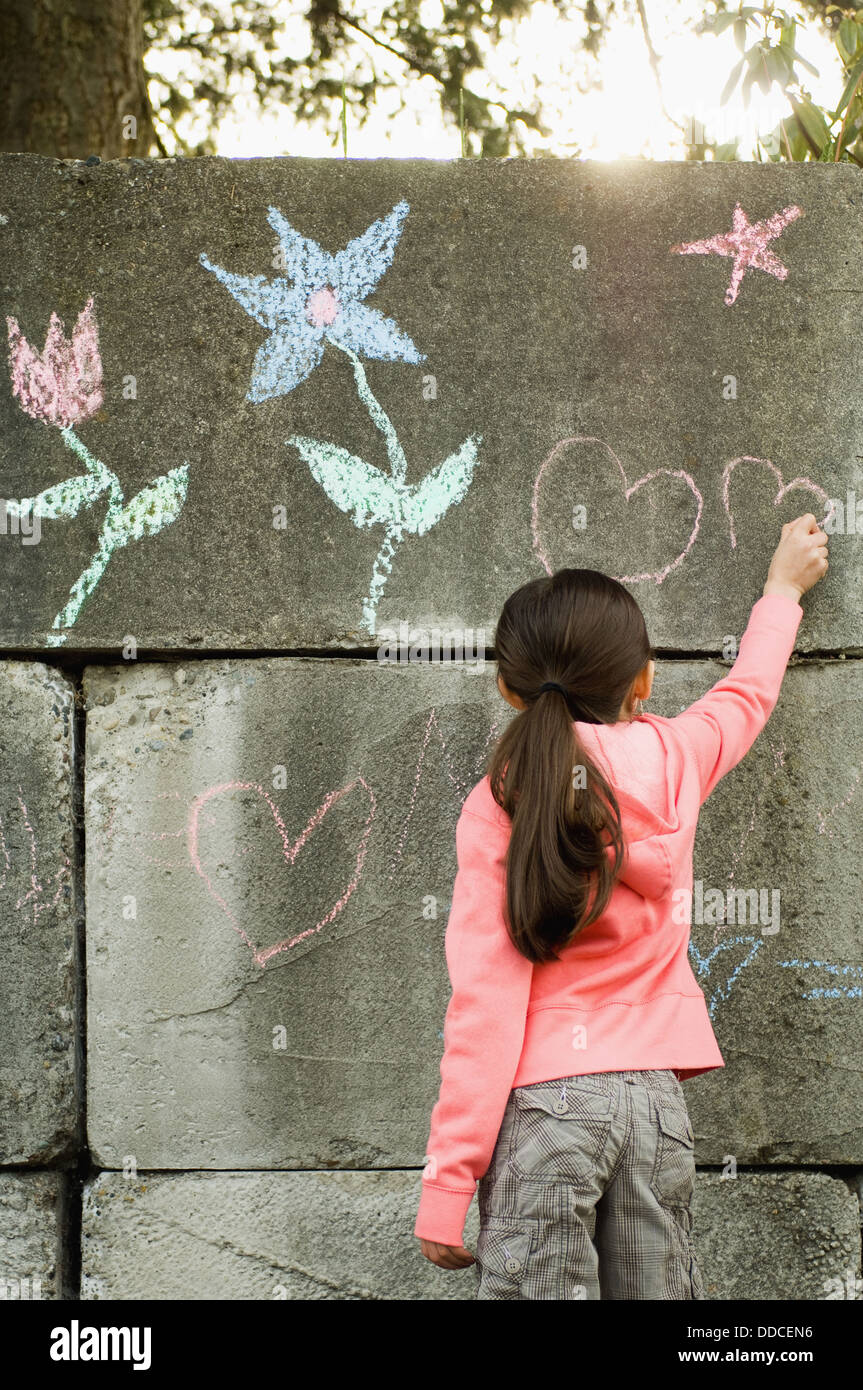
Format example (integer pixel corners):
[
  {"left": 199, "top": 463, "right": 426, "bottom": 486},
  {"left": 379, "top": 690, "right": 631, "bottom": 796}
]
[
  {"left": 666, "top": 1201, "right": 706, "bottom": 1300},
  {"left": 650, "top": 1097, "right": 696, "bottom": 1207},
  {"left": 508, "top": 1078, "right": 615, "bottom": 1184},
  {"left": 474, "top": 1218, "right": 537, "bottom": 1300}
]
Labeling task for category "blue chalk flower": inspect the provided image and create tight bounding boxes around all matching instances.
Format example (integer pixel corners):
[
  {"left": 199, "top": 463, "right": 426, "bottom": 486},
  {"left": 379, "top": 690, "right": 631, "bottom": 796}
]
[{"left": 200, "top": 200, "right": 425, "bottom": 403}]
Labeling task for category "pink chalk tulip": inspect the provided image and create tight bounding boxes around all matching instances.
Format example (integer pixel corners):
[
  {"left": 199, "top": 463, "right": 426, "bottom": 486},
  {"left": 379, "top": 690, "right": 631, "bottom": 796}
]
[{"left": 7, "top": 296, "right": 103, "bottom": 427}]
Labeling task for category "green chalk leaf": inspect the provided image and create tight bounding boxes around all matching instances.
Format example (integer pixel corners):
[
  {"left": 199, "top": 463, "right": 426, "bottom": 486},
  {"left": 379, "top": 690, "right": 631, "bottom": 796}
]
[
  {"left": 287, "top": 434, "right": 403, "bottom": 529},
  {"left": 104, "top": 464, "right": 190, "bottom": 549},
  {"left": 401, "top": 435, "right": 481, "bottom": 537},
  {"left": 7, "top": 471, "right": 111, "bottom": 521}
]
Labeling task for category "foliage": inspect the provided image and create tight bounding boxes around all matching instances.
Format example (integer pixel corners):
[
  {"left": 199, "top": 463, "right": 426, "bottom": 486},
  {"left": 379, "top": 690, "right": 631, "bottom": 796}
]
[
  {"left": 140, "top": 0, "right": 863, "bottom": 161},
  {"left": 697, "top": 2, "right": 863, "bottom": 161},
  {"left": 141, "top": 0, "right": 572, "bottom": 156}
]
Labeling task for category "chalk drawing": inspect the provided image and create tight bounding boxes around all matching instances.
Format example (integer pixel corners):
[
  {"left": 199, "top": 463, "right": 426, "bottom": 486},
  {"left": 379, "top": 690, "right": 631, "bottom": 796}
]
[
  {"left": 722, "top": 454, "right": 833, "bottom": 548},
  {"left": 186, "top": 776, "right": 376, "bottom": 968},
  {"left": 199, "top": 200, "right": 425, "bottom": 403},
  {"left": 670, "top": 202, "right": 804, "bottom": 306},
  {"left": 815, "top": 759, "right": 863, "bottom": 836},
  {"left": 5, "top": 298, "right": 190, "bottom": 645},
  {"left": 531, "top": 435, "right": 703, "bottom": 584},
  {"left": 385, "top": 708, "right": 505, "bottom": 881},
  {"left": 0, "top": 789, "right": 72, "bottom": 933},
  {"left": 200, "top": 201, "right": 480, "bottom": 635},
  {"left": 688, "top": 934, "right": 765, "bottom": 1019},
  {"left": 778, "top": 959, "right": 863, "bottom": 1000}
]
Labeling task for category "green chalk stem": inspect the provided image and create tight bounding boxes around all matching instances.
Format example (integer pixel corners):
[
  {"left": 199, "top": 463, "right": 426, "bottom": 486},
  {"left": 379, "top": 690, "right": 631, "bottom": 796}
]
[
  {"left": 42, "top": 427, "right": 190, "bottom": 647},
  {"left": 286, "top": 336, "right": 479, "bottom": 637},
  {"left": 329, "top": 337, "right": 408, "bottom": 482}
]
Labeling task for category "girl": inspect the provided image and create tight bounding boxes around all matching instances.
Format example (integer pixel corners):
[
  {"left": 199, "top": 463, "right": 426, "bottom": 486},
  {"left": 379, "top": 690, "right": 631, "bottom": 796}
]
[{"left": 414, "top": 512, "right": 828, "bottom": 1299}]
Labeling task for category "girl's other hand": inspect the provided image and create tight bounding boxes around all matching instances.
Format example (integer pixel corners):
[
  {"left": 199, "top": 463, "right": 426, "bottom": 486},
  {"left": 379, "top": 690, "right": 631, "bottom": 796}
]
[
  {"left": 762, "top": 513, "right": 829, "bottom": 602},
  {"left": 418, "top": 1237, "right": 476, "bottom": 1269}
]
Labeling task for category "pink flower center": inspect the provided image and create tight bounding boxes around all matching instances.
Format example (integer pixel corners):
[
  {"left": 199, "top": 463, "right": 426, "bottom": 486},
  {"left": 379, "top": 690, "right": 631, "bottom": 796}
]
[{"left": 305, "top": 286, "right": 340, "bottom": 327}]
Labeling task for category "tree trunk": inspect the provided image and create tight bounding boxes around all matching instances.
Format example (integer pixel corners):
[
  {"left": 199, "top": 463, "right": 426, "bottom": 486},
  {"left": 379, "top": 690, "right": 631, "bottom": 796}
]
[{"left": 0, "top": 0, "right": 157, "bottom": 157}]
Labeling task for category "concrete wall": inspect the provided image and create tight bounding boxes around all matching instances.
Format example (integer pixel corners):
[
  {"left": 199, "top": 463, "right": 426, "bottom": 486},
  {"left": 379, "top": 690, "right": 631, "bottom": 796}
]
[{"left": 0, "top": 153, "right": 861, "bottom": 1299}]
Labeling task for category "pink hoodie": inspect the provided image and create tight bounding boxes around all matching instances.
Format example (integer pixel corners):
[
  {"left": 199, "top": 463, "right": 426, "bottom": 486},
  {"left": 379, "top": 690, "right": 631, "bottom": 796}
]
[{"left": 414, "top": 592, "right": 804, "bottom": 1247}]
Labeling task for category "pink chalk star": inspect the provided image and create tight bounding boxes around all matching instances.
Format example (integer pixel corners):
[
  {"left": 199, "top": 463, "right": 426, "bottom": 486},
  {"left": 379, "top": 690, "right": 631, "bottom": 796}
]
[{"left": 670, "top": 202, "right": 804, "bottom": 305}]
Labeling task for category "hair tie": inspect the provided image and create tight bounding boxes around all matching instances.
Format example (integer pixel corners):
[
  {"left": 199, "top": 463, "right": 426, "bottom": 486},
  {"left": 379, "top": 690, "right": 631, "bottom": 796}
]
[{"left": 538, "top": 681, "right": 568, "bottom": 696}]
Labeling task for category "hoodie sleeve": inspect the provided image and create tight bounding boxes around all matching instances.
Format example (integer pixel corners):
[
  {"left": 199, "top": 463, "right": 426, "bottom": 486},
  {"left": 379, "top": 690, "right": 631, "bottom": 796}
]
[
  {"left": 669, "top": 591, "right": 803, "bottom": 806},
  {"left": 414, "top": 805, "right": 534, "bottom": 1247}
]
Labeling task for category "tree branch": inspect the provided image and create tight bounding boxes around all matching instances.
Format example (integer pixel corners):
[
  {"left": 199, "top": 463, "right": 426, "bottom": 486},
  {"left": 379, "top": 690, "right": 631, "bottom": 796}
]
[{"left": 635, "top": 0, "right": 688, "bottom": 135}]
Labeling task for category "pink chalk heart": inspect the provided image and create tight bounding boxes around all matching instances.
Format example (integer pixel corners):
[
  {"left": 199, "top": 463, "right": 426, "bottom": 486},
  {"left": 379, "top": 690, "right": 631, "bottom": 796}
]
[
  {"left": 722, "top": 455, "right": 834, "bottom": 549},
  {"left": 187, "top": 776, "right": 376, "bottom": 967},
  {"left": 531, "top": 435, "right": 703, "bottom": 585}
]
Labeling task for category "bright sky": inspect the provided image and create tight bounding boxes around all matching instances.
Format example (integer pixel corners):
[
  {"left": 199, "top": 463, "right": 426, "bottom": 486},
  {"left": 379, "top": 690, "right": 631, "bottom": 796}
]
[{"left": 150, "top": 1, "right": 844, "bottom": 160}]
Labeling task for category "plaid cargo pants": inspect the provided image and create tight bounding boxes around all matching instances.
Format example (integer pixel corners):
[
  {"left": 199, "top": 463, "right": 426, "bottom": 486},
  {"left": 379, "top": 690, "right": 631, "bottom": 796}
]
[{"left": 474, "top": 1068, "right": 706, "bottom": 1300}]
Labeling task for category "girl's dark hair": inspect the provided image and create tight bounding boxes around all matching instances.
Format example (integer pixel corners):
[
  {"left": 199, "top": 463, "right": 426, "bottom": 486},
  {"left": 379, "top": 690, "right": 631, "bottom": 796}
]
[{"left": 488, "top": 568, "right": 655, "bottom": 965}]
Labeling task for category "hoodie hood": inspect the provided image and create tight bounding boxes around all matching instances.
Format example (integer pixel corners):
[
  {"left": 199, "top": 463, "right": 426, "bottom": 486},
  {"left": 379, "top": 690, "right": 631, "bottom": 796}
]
[
  {"left": 469, "top": 712, "right": 692, "bottom": 903},
  {"left": 575, "top": 713, "right": 689, "bottom": 902}
]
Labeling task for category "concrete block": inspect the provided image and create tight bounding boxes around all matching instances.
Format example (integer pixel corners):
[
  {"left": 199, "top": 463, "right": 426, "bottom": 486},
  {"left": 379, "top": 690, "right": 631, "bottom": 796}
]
[
  {"left": 0, "top": 1170, "right": 70, "bottom": 1299},
  {"left": 692, "top": 1171, "right": 860, "bottom": 1301},
  {"left": 0, "top": 155, "right": 860, "bottom": 653},
  {"left": 81, "top": 1169, "right": 473, "bottom": 1300},
  {"left": 0, "top": 662, "right": 79, "bottom": 1164},
  {"left": 84, "top": 654, "right": 498, "bottom": 1167},
  {"left": 83, "top": 654, "right": 861, "bottom": 1170}
]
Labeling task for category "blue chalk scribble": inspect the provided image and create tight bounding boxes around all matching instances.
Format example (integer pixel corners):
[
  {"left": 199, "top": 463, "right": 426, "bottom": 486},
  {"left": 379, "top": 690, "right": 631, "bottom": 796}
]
[
  {"left": 778, "top": 958, "right": 863, "bottom": 1000},
  {"left": 688, "top": 935, "right": 765, "bottom": 1018}
]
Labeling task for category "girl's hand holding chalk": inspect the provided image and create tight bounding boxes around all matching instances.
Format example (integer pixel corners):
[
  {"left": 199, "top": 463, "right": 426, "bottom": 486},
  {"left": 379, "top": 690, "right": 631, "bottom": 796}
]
[{"left": 762, "top": 512, "right": 829, "bottom": 602}]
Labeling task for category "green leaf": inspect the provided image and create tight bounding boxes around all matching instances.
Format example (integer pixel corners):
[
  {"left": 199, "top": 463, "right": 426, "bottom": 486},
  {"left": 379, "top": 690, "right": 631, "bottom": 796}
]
[
  {"left": 721, "top": 56, "right": 745, "bottom": 104},
  {"left": 787, "top": 50, "right": 820, "bottom": 77},
  {"left": 766, "top": 46, "right": 792, "bottom": 84},
  {"left": 834, "top": 50, "right": 863, "bottom": 116},
  {"left": 838, "top": 17, "right": 859, "bottom": 61},
  {"left": 789, "top": 119, "right": 810, "bottom": 161},
  {"left": 7, "top": 471, "right": 110, "bottom": 521},
  {"left": 288, "top": 436, "right": 404, "bottom": 529},
  {"left": 734, "top": 17, "right": 747, "bottom": 51},
  {"left": 104, "top": 464, "right": 190, "bottom": 549},
  {"left": 789, "top": 94, "right": 831, "bottom": 154},
  {"left": 778, "top": 19, "right": 796, "bottom": 49},
  {"left": 742, "top": 67, "right": 756, "bottom": 109},
  {"left": 400, "top": 436, "right": 481, "bottom": 537}
]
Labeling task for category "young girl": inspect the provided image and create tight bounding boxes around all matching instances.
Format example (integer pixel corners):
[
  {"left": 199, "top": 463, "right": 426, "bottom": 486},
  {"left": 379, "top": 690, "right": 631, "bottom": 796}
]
[{"left": 414, "top": 513, "right": 828, "bottom": 1300}]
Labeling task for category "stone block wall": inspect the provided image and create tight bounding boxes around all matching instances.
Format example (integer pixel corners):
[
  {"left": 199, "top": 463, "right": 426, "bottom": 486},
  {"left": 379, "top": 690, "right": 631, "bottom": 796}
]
[{"left": 0, "top": 154, "right": 860, "bottom": 1299}]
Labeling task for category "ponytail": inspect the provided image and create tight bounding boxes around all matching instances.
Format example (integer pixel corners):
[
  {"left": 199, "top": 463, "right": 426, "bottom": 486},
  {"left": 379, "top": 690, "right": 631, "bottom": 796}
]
[{"left": 488, "top": 568, "right": 653, "bottom": 965}]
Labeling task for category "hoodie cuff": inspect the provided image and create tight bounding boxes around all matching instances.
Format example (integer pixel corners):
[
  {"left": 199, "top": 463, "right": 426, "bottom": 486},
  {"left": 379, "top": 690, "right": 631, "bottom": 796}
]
[
  {"left": 755, "top": 590, "right": 804, "bottom": 616},
  {"left": 414, "top": 1181, "right": 476, "bottom": 1247}
]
